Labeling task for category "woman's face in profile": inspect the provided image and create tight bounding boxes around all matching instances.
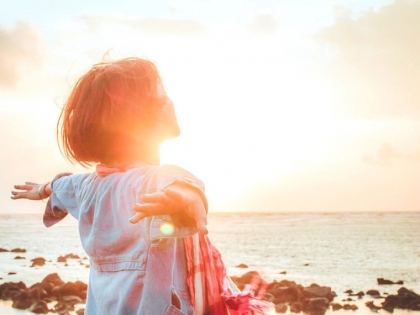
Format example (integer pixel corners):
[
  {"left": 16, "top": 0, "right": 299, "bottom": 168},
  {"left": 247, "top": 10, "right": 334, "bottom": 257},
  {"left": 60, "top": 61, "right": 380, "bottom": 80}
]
[{"left": 155, "top": 83, "right": 181, "bottom": 140}]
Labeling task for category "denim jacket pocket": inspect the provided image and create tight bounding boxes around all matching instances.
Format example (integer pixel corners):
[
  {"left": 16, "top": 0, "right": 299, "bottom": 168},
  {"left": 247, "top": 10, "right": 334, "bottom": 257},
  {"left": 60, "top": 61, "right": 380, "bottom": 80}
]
[{"left": 164, "top": 304, "right": 187, "bottom": 315}]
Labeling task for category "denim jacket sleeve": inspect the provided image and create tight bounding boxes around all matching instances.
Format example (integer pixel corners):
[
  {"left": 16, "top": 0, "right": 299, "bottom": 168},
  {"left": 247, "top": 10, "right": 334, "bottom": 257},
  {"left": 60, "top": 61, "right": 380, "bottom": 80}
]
[{"left": 43, "top": 173, "right": 90, "bottom": 227}]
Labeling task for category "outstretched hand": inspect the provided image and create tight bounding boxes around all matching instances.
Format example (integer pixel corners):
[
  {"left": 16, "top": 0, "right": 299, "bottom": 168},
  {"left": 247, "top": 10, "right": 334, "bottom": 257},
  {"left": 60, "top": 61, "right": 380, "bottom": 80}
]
[
  {"left": 11, "top": 182, "right": 44, "bottom": 200},
  {"left": 130, "top": 186, "right": 208, "bottom": 234},
  {"left": 11, "top": 172, "right": 73, "bottom": 201}
]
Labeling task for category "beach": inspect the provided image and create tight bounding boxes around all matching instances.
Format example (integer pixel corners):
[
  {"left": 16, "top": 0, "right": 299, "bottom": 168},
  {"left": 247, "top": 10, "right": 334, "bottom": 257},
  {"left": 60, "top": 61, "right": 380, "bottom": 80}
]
[{"left": 1, "top": 212, "right": 419, "bottom": 314}]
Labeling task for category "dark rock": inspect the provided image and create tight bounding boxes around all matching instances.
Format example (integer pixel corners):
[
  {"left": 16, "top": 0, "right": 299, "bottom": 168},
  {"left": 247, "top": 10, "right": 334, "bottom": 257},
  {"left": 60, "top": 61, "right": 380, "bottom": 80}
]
[
  {"left": 59, "top": 295, "right": 84, "bottom": 305},
  {"left": 377, "top": 278, "right": 404, "bottom": 285},
  {"left": 382, "top": 295, "right": 398, "bottom": 313},
  {"left": 382, "top": 287, "right": 420, "bottom": 311},
  {"left": 330, "top": 303, "right": 342, "bottom": 311},
  {"left": 344, "top": 289, "right": 353, "bottom": 294},
  {"left": 366, "top": 301, "right": 382, "bottom": 311},
  {"left": 349, "top": 291, "right": 364, "bottom": 298},
  {"left": 267, "top": 280, "right": 304, "bottom": 304},
  {"left": 302, "top": 297, "right": 329, "bottom": 315},
  {"left": 398, "top": 288, "right": 420, "bottom": 310},
  {"left": 12, "top": 295, "right": 34, "bottom": 310},
  {"left": 29, "top": 286, "right": 48, "bottom": 300},
  {"left": 14, "top": 256, "right": 25, "bottom": 259},
  {"left": 266, "top": 280, "right": 277, "bottom": 292},
  {"left": 28, "top": 300, "right": 49, "bottom": 314},
  {"left": 64, "top": 253, "right": 80, "bottom": 259},
  {"left": 10, "top": 285, "right": 49, "bottom": 312},
  {"left": 31, "top": 257, "right": 46, "bottom": 267},
  {"left": 0, "top": 281, "right": 27, "bottom": 299},
  {"left": 42, "top": 273, "right": 65, "bottom": 287},
  {"left": 2, "top": 275, "right": 88, "bottom": 314},
  {"left": 58, "top": 281, "right": 88, "bottom": 300},
  {"left": 289, "top": 302, "right": 302, "bottom": 313},
  {"left": 303, "top": 263, "right": 309, "bottom": 266},
  {"left": 11, "top": 248, "right": 26, "bottom": 253},
  {"left": 0, "top": 248, "right": 9, "bottom": 252},
  {"left": 279, "top": 271, "right": 287, "bottom": 274},
  {"left": 366, "top": 289, "right": 383, "bottom": 298},
  {"left": 76, "top": 309, "right": 85, "bottom": 315},
  {"left": 271, "top": 285, "right": 301, "bottom": 304},
  {"left": 8, "top": 272, "right": 16, "bottom": 275},
  {"left": 236, "top": 263, "right": 248, "bottom": 268},
  {"left": 238, "top": 271, "right": 260, "bottom": 286},
  {"left": 342, "top": 304, "right": 358, "bottom": 310},
  {"left": 367, "top": 289, "right": 380, "bottom": 296},
  {"left": 278, "top": 279, "right": 299, "bottom": 288},
  {"left": 264, "top": 292, "right": 275, "bottom": 303},
  {"left": 303, "top": 285, "right": 335, "bottom": 302},
  {"left": 57, "top": 256, "right": 67, "bottom": 263},
  {"left": 275, "top": 303, "right": 287, "bottom": 313},
  {"left": 54, "top": 300, "right": 75, "bottom": 313}
]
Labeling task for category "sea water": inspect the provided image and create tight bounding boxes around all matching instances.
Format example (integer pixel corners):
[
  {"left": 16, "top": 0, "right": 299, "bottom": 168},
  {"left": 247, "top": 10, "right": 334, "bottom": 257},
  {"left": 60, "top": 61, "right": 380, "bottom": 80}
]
[{"left": 0, "top": 212, "right": 419, "bottom": 314}]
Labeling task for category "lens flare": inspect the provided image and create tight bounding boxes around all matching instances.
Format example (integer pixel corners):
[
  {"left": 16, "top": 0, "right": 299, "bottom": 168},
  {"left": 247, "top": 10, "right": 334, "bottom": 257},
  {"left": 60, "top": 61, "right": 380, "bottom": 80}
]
[{"left": 160, "top": 222, "right": 174, "bottom": 235}]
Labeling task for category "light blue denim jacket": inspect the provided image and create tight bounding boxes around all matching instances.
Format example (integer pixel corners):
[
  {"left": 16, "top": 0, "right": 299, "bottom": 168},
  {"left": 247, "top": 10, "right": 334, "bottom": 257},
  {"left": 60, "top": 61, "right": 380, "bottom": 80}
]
[{"left": 44, "top": 165, "right": 207, "bottom": 315}]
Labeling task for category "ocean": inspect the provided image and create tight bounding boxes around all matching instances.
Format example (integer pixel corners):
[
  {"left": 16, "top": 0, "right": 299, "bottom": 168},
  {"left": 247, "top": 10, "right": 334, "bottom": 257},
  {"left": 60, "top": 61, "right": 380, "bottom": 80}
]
[{"left": 0, "top": 211, "right": 419, "bottom": 314}]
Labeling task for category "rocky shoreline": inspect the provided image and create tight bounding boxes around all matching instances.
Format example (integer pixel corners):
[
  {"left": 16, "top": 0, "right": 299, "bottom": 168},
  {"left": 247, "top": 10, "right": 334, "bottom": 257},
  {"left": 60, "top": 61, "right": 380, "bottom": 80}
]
[
  {"left": 231, "top": 270, "right": 420, "bottom": 314},
  {"left": 1, "top": 248, "right": 420, "bottom": 314}
]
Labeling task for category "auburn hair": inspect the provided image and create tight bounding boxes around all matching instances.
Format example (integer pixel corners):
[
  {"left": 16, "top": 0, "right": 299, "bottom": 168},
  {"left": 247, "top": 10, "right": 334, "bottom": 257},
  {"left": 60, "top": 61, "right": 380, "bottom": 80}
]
[{"left": 57, "top": 57, "right": 163, "bottom": 167}]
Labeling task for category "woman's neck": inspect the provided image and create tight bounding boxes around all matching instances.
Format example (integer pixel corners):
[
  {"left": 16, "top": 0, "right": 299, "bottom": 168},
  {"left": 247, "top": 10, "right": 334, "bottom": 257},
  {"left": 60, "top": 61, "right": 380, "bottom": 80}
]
[{"left": 102, "top": 144, "right": 161, "bottom": 166}]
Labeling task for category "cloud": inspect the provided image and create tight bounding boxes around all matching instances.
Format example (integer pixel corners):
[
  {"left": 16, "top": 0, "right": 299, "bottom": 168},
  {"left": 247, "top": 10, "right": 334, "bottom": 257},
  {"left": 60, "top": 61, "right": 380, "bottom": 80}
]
[
  {"left": 0, "top": 22, "right": 42, "bottom": 88},
  {"left": 315, "top": 0, "right": 420, "bottom": 118},
  {"left": 362, "top": 142, "right": 420, "bottom": 166},
  {"left": 248, "top": 14, "right": 279, "bottom": 34},
  {"left": 362, "top": 143, "right": 399, "bottom": 166},
  {"left": 77, "top": 16, "right": 206, "bottom": 36}
]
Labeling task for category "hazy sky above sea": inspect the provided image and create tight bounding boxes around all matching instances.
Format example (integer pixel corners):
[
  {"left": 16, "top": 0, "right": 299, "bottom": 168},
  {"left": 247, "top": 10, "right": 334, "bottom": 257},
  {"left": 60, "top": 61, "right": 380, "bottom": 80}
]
[{"left": 1, "top": 0, "right": 420, "bottom": 213}]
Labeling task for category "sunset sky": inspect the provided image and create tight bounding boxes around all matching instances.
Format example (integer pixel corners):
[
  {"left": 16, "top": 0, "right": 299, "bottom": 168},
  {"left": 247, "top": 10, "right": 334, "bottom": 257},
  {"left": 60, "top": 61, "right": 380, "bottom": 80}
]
[{"left": 1, "top": 0, "right": 420, "bottom": 213}]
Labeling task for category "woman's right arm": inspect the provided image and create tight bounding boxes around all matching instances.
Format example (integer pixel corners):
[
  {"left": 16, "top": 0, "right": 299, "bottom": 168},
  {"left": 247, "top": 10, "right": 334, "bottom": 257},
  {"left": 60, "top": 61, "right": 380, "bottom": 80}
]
[{"left": 11, "top": 172, "right": 73, "bottom": 201}]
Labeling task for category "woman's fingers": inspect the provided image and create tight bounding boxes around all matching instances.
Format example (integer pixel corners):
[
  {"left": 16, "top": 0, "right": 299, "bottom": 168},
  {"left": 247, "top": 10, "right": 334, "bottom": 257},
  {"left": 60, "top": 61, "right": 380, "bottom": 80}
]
[
  {"left": 165, "top": 187, "right": 208, "bottom": 234},
  {"left": 13, "top": 184, "right": 34, "bottom": 191},
  {"left": 11, "top": 183, "right": 36, "bottom": 200},
  {"left": 11, "top": 182, "right": 46, "bottom": 200},
  {"left": 130, "top": 188, "right": 208, "bottom": 234},
  {"left": 140, "top": 191, "right": 179, "bottom": 209},
  {"left": 190, "top": 204, "right": 208, "bottom": 234},
  {"left": 163, "top": 187, "right": 187, "bottom": 204},
  {"left": 25, "top": 182, "right": 38, "bottom": 185},
  {"left": 10, "top": 191, "right": 26, "bottom": 200},
  {"left": 128, "top": 212, "right": 147, "bottom": 224},
  {"left": 140, "top": 192, "right": 167, "bottom": 204},
  {"left": 133, "top": 202, "right": 166, "bottom": 215}
]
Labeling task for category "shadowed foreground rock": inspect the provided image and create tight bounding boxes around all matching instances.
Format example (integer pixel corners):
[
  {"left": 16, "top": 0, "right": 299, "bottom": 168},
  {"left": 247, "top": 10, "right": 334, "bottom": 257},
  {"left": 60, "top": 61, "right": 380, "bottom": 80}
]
[
  {"left": 381, "top": 287, "right": 420, "bottom": 312},
  {"left": 0, "top": 273, "right": 86, "bottom": 314},
  {"left": 232, "top": 271, "right": 341, "bottom": 315}
]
